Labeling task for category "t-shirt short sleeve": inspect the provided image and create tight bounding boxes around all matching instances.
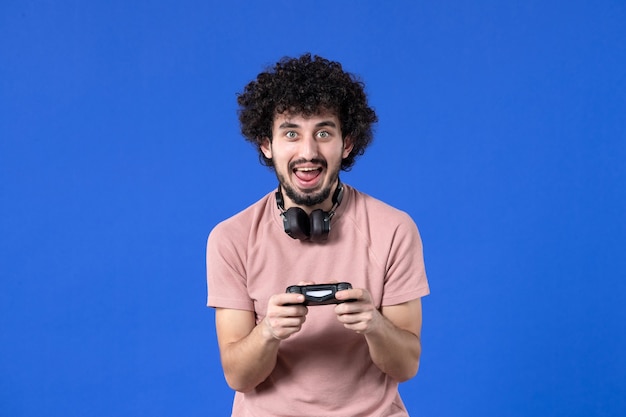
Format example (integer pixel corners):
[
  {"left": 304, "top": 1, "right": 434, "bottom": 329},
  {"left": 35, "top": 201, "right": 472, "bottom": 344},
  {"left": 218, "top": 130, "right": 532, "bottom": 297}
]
[
  {"left": 206, "top": 222, "right": 254, "bottom": 311},
  {"left": 380, "top": 211, "right": 429, "bottom": 306}
]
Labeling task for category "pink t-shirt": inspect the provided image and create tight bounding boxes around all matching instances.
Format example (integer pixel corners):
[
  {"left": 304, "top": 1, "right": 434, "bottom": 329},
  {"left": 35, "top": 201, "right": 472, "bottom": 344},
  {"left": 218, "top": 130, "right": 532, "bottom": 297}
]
[{"left": 207, "top": 185, "right": 429, "bottom": 417}]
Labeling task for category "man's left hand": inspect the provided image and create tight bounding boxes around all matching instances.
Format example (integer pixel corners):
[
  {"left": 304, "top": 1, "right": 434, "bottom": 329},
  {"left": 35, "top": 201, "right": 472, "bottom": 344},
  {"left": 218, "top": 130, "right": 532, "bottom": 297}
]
[{"left": 333, "top": 288, "right": 382, "bottom": 334}]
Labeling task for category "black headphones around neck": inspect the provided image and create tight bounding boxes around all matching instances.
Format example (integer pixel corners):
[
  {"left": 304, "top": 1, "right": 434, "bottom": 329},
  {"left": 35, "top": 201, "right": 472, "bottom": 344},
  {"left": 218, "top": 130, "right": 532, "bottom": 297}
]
[{"left": 275, "top": 181, "right": 344, "bottom": 242}]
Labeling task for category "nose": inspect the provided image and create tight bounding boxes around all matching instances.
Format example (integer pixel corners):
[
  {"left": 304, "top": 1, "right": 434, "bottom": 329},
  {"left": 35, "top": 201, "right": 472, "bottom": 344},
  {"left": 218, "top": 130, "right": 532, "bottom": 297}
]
[{"left": 299, "top": 135, "right": 319, "bottom": 160}]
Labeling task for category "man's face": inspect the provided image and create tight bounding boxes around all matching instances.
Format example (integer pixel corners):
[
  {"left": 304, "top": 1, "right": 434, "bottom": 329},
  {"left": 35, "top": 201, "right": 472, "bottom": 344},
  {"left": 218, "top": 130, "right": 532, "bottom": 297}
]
[{"left": 261, "top": 112, "right": 353, "bottom": 210}]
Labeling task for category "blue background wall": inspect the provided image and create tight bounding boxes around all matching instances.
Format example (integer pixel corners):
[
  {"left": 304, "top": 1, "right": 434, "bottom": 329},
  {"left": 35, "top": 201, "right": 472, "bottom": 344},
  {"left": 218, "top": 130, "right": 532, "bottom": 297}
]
[{"left": 1, "top": 1, "right": 625, "bottom": 416}]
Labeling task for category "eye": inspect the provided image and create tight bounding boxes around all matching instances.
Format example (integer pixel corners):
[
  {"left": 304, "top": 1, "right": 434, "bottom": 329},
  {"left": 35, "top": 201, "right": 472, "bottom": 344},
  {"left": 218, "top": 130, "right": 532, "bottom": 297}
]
[
  {"left": 285, "top": 131, "right": 298, "bottom": 139},
  {"left": 317, "top": 130, "right": 330, "bottom": 139}
]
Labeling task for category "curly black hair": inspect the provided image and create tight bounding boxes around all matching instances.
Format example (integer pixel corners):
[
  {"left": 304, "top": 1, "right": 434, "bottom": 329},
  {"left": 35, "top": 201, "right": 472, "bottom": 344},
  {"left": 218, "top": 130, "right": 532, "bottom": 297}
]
[{"left": 237, "top": 53, "right": 378, "bottom": 171}]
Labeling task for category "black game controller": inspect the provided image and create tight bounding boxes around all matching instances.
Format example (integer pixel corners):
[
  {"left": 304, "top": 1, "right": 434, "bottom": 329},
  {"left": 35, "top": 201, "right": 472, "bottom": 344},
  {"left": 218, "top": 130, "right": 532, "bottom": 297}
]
[{"left": 286, "top": 282, "right": 353, "bottom": 306}]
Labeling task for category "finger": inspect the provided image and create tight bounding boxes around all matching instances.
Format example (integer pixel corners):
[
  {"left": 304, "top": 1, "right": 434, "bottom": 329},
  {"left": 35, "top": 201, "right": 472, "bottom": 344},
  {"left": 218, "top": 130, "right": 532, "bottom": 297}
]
[
  {"left": 284, "top": 304, "right": 308, "bottom": 317},
  {"left": 272, "top": 293, "right": 306, "bottom": 306},
  {"left": 334, "top": 301, "right": 366, "bottom": 317},
  {"left": 275, "top": 316, "right": 307, "bottom": 328},
  {"left": 335, "top": 288, "right": 361, "bottom": 301},
  {"left": 265, "top": 317, "right": 306, "bottom": 339},
  {"left": 270, "top": 305, "right": 309, "bottom": 321}
]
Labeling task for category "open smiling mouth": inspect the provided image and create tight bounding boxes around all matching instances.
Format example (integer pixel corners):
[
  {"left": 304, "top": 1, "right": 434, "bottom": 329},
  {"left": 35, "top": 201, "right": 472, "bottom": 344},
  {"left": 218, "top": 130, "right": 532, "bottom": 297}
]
[{"left": 293, "top": 166, "right": 323, "bottom": 183}]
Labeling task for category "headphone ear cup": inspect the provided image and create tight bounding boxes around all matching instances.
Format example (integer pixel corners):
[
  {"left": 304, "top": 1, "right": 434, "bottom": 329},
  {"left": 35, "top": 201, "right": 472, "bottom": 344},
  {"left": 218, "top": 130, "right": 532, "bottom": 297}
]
[
  {"left": 283, "top": 207, "right": 311, "bottom": 240},
  {"left": 309, "top": 209, "right": 330, "bottom": 242}
]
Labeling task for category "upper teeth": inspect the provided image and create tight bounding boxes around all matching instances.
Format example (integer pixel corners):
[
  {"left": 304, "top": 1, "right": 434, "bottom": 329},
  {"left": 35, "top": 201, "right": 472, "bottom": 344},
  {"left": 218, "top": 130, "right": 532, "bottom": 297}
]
[{"left": 298, "top": 167, "right": 317, "bottom": 172}]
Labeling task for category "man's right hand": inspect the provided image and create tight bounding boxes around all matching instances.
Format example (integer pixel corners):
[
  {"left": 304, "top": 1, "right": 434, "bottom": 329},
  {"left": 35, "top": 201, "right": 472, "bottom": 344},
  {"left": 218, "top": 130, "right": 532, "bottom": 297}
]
[{"left": 262, "top": 292, "right": 309, "bottom": 340}]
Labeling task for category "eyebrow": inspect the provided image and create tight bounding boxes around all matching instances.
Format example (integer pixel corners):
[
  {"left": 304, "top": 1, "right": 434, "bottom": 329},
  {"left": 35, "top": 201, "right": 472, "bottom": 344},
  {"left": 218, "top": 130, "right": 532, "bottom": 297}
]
[{"left": 278, "top": 120, "right": 338, "bottom": 129}]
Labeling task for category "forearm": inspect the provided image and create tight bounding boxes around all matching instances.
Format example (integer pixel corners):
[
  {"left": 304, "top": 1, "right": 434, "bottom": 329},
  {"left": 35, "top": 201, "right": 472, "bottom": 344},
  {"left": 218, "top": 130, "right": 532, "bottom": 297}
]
[
  {"left": 364, "top": 312, "right": 421, "bottom": 382},
  {"left": 220, "top": 319, "right": 281, "bottom": 392},
  {"left": 216, "top": 294, "right": 308, "bottom": 392}
]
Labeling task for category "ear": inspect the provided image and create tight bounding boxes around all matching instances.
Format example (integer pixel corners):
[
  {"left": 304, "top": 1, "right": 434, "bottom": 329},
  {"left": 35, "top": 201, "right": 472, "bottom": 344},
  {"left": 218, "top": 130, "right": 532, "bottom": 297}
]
[
  {"left": 260, "top": 137, "right": 272, "bottom": 159},
  {"left": 342, "top": 136, "right": 354, "bottom": 159}
]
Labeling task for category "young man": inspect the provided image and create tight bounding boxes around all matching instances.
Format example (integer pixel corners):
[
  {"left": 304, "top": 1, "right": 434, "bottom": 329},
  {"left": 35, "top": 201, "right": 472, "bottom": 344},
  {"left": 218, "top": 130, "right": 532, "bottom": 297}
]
[{"left": 206, "top": 54, "right": 430, "bottom": 417}]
